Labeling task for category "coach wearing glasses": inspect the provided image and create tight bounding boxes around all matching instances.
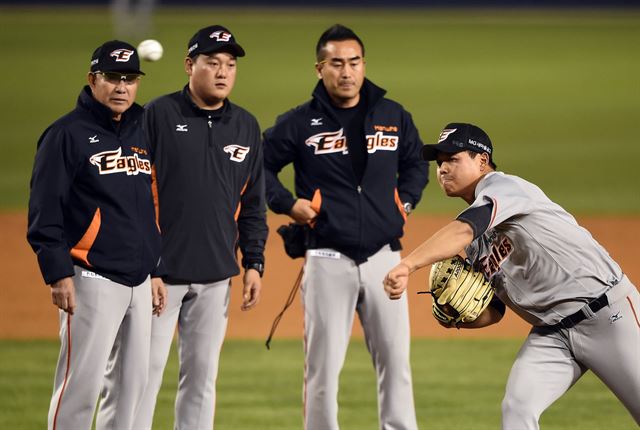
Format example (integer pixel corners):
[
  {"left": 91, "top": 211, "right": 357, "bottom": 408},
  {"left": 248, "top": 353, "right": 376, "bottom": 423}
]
[{"left": 27, "top": 40, "right": 165, "bottom": 430}]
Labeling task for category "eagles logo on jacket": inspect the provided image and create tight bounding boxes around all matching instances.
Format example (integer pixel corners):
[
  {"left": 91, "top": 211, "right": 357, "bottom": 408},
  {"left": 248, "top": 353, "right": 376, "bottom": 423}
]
[
  {"left": 263, "top": 79, "right": 429, "bottom": 263},
  {"left": 27, "top": 86, "right": 163, "bottom": 287}
]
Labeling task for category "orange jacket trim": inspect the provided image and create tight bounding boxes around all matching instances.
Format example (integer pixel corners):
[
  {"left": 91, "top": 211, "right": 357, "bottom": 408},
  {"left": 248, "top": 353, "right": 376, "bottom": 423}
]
[
  {"left": 234, "top": 180, "right": 250, "bottom": 221},
  {"left": 394, "top": 188, "right": 407, "bottom": 223},
  {"left": 70, "top": 208, "right": 101, "bottom": 267}
]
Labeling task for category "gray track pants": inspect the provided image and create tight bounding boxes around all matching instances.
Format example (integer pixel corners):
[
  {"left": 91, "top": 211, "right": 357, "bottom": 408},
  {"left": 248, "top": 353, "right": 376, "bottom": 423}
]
[
  {"left": 133, "top": 279, "right": 231, "bottom": 430},
  {"left": 48, "top": 266, "right": 151, "bottom": 430},
  {"left": 302, "top": 246, "right": 418, "bottom": 430}
]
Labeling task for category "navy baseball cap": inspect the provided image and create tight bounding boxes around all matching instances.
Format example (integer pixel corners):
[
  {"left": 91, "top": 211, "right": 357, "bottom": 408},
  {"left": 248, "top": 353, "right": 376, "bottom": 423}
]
[
  {"left": 187, "top": 25, "right": 245, "bottom": 58},
  {"left": 90, "top": 40, "right": 144, "bottom": 75},
  {"left": 422, "top": 123, "right": 495, "bottom": 167}
]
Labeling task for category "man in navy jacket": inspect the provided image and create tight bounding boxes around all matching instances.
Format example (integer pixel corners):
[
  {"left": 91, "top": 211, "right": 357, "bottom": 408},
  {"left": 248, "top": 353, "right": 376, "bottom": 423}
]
[
  {"left": 27, "top": 40, "right": 165, "bottom": 430},
  {"left": 263, "top": 24, "right": 428, "bottom": 429}
]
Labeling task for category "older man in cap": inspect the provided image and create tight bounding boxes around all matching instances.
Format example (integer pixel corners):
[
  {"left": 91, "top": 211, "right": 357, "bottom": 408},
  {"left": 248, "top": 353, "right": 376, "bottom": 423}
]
[
  {"left": 27, "top": 40, "right": 165, "bottom": 430},
  {"left": 133, "top": 25, "right": 267, "bottom": 430}
]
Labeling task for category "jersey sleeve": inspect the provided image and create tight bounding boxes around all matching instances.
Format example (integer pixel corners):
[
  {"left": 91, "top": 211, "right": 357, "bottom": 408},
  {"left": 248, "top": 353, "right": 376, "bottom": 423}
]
[
  {"left": 238, "top": 118, "right": 268, "bottom": 267},
  {"left": 27, "top": 125, "right": 80, "bottom": 285},
  {"left": 262, "top": 110, "right": 298, "bottom": 215},
  {"left": 456, "top": 202, "right": 494, "bottom": 239},
  {"left": 489, "top": 295, "right": 506, "bottom": 316},
  {"left": 396, "top": 109, "right": 429, "bottom": 208},
  {"left": 467, "top": 173, "right": 535, "bottom": 230}
]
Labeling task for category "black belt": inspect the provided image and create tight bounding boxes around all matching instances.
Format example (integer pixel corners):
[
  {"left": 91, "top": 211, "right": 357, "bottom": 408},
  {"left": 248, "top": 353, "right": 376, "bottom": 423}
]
[{"left": 551, "top": 292, "right": 609, "bottom": 329}]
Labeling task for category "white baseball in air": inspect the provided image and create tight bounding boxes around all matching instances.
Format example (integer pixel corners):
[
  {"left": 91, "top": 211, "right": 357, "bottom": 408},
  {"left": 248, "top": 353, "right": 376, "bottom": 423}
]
[{"left": 137, "top": 39, "right": 163, "bottom": 62}]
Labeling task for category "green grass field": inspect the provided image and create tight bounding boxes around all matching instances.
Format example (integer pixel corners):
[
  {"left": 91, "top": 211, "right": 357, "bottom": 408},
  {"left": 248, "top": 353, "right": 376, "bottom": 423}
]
[
  {"left": 0, "top": 338, "right": 635, "bottom": 429},
  {"left": 0, "top": 7, "right": 639, "bottom": 213}
]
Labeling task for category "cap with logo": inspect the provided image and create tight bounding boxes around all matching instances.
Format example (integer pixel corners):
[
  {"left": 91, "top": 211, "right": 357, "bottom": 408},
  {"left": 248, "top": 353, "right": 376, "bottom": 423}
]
[
  {"left": 421, "top": 122, "right": 495, "bottom": 167},
  {"left": 187, "top": 25, "right": 245, "bottom": 58},
  {"left": 90, "top": 40, "right": 145, "bottom": 75}
]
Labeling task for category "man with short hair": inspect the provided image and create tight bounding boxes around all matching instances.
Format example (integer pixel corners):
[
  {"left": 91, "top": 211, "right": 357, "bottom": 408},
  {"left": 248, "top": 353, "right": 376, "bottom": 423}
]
[
  {"left": 27, "top": 40, "right": 165, "bottom": 430},
  {"left": 263, "top": 24, "right": 427, "bottom": 429},
  {"left": 133, "top": 25, "right": 268, "bottom": 430},
  {"left": 384, "top": 122, "right": 640, "bottom": 429}
]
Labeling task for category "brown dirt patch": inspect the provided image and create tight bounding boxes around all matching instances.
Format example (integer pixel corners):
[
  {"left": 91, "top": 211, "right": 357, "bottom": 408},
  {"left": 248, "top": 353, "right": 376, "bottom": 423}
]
[{"left": 2, "top": 211, "right": 637, "bottom": 340}]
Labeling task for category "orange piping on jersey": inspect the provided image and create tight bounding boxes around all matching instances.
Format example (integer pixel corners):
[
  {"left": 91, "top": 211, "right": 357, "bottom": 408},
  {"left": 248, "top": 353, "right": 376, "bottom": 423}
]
[
  {"left": 234, "top": 180, "right": 249, "bottom": 221},
  {"left": 70, "top": 208, "right": 101, "bottom": 267},
  {"left": 394, "top": 188, "right": 407, "bottom": 223},
  {"left": 302, "top": 283, "right": 308, "bottom": 429},
  {"left": 627, "top": 296, "right": 640, "bottom": 329},
  {"left": 151, "top": 165, "right": 161, "bottom": 231},
  {"left": 489, "top": 197, "right": 498, "bottom": 229},
  {"left": 52, "top": 315, "right": 72, "bottom": 430}
]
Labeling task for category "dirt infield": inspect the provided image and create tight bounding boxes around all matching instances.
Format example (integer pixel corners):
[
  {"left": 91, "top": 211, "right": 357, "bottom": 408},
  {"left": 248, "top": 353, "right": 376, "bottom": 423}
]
[{"left": 1, "top": 211, "right": 638, "bottom": 340}]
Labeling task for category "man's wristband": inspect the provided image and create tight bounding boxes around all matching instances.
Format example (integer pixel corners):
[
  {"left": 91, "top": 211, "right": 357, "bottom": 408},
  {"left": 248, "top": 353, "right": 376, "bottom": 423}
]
[{"left": 245, "top": 262, "right": 264, "bottom": 277}]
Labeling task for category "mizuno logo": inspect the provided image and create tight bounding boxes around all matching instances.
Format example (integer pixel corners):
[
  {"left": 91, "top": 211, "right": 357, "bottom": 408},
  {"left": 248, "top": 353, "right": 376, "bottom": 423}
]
[
  {"left": 311, "top": 118, "right": 323, "bottom": 126},
  {"left": 89, "top": 135, "right": 99, "bottom": 144},
  {"left": 176, "top": 124, "right": 188, "bottom": 132},
  {"left": 89, "top": 147, "right": 152, "bottom": 176},
  {"left": 609, "top": 311, "right": 622, "bottom": 324},
  {"left": 223, "top": 145, "right": 250, "bottom": 162}
]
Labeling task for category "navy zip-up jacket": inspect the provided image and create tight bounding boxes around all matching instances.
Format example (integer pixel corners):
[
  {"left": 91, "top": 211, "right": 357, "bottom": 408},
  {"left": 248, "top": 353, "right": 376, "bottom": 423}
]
[
  {"left": 27, "top": 86, "right": 163, "bottom": 286},
  {"left": 145, "top": 87, "right": 267, "bottom": 283},
  {"left": 263, "top": 79, "right": 429, "bottom": 263}
]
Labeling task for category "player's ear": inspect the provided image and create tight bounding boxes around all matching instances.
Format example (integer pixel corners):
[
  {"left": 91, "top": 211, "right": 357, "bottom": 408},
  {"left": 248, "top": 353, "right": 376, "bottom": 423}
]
[
  {"left": 315, "top": 62, "right": 323, "bottom": 79},
  {"left": 87, "top": 72, "right": 96, "bottom": 89},
  {"left": 184, "top": 56, "right": 195, "bottom": 76},
  {"left": 480, "top": 153, "right": 490, "bottom": 171}
]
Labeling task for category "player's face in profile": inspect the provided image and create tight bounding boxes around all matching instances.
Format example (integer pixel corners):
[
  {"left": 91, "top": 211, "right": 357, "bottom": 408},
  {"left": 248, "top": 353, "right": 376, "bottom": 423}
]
[
  {"left": 88, "top": 72, "right": 139, "bottom": 121},
  {"left": 186, "top": 51, "right": 237, "bottom": 108},
  {"left": 316, "top": 39, "right": 365, "bottom": 108},
  {"left": 436, "top": 151, "right": 485, "bottom": 202}
]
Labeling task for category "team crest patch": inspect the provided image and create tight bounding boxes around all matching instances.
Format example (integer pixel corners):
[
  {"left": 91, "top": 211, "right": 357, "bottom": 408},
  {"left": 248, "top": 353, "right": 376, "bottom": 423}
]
[
  {"left": 210, "top": 31, "right": 232, "bottom": 41},
  {"left": 110, "top": 49, "right": 134, "bottom": 62},
  {"left": 438, "top": 128, "right": 457, "bottom": 143},
  {"left": 89, "top": 147, "right": 152, "bottom": 175},
  {"left": 223, "top": 144, "right": 250, "bottom": 162},
  {"left": 305, "top": 129, "right": 348, "bottom": 155}
]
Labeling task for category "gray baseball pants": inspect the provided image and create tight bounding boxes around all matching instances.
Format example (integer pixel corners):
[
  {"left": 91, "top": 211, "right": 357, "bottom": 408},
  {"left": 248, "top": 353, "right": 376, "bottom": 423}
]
[
  {"left": 302, "top": 245, "right": 418, "bottom": 430},
  {"left": 133, "top": 279, "right": 231, "bottom": 430},
  {"left": 48, "top": 266, "right": 151, "bottom": 430},
  {"left": 502, "top": 276, "right": 640, "bottom": 429}
]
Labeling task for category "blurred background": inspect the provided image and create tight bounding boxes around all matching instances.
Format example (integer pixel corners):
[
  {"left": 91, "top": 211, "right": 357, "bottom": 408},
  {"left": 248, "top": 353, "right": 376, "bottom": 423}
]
[{"left": 1, "top": 0, "right": 639, "bottom": 213}]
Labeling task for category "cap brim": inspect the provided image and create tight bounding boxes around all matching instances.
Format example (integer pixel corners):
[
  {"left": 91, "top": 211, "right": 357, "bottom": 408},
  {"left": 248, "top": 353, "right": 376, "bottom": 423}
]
[
  {"left": 97, "top": 67, "right": 145, "bottom": 76},
  {"left": 197, "top": 43, "right": 245, "bottom": 58},
  {"left": 421, "top": 142, "right": 466, "bottom": 161}
]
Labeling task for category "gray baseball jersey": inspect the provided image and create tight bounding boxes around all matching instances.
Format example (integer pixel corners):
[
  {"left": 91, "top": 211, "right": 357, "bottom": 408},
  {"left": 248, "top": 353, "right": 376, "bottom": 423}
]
[{"left": 463, "top": 172, "right": 639, "bottom": 428}]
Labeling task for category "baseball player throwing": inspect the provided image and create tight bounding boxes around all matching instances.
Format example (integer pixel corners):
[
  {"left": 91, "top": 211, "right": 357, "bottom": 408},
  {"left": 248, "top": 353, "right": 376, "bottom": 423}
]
[{"left": 384, "top": 123, "right": 640, "bottom": 429}]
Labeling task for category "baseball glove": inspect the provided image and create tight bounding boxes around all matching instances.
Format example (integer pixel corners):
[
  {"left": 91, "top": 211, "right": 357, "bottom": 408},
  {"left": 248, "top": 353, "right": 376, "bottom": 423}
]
[{"left": 428, "top": 255, "right": 495, "bottom": 326}]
